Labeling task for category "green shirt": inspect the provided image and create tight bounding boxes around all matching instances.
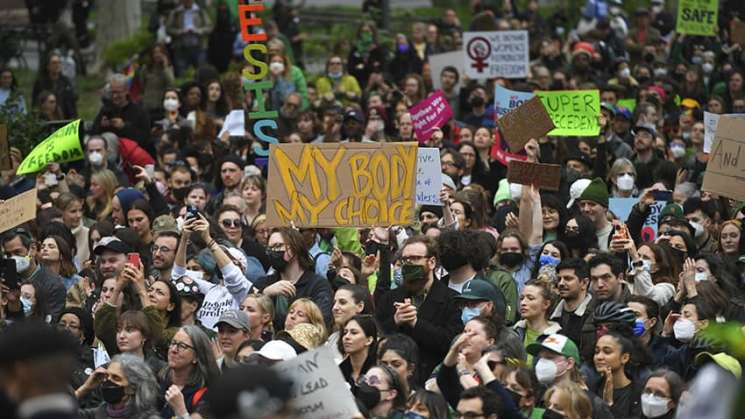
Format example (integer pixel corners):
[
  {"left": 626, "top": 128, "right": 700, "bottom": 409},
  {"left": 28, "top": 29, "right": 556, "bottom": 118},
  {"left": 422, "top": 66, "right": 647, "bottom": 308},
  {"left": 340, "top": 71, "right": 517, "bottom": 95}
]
[{"left": 524, "top": 327, "right": 541, "bottom": 365}]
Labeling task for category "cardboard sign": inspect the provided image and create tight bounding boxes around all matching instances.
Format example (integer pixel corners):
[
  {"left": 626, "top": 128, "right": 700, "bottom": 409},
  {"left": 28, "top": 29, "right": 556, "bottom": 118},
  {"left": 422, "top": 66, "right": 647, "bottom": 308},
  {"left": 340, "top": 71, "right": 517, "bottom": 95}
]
[
  {"left": 703, "top": 111, "right": 745, "bottom": 153},
  {"left": 0, "top": 124, "right": 10, "bottom": 171},
  {"left": 507, "top": 160, "right": 561, "bottom": 191},
  {"left": 676, "top": 0, "right": 718, "bottom": 36},
  {"left": 703, "top": 116, "right": 745, "bottom": 201},
  {"left": 16, "top": 119, "right": 83, "bottom": 175},
  {"left": 429, "top": 51, "right": 463, "bottom": 91},
  {"left": 463, "top": 31, "right": 529, "bottom": 79},
  {"left": 416, "top": 148, "right": 442, "bottom": 206},
  {"left": 494, "top": 85, "right": 535, "bottom": 118},
  {"left": 499, "top": 97, "right": 555, "bottom": 152},
  {"left": 266, "top": 143, "right": 418, "bottom": 227},
  {"left": 732, "top": 20, "right": 745, "bottom": 47},
  {"left": 272, "top": 346, "right": 360, "bottom": 419},
  {"left": 0, "top": 188, "right": 37, "bottom": 234},
  {"left": 410, "top": 91, "right": 453, "bottom": 142},
  {"left": 536, "top": 90, "right": 601, "bottom": 136}
]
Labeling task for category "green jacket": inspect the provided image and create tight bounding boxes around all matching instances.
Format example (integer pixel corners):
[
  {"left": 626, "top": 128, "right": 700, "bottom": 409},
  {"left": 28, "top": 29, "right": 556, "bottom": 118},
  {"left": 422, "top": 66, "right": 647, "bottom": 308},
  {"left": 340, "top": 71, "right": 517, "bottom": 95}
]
[
  {"left": 484, "top": 267, "right": 519, "bottom": 325},
  {"left": 290, "top": 65, "right": 310, "bottom": 111},
  {"left": 315, "top": 75, "right": 362, "bottom": 106},
  {"left": 94, "top": 304, "right": 177, "bottom": 358}
]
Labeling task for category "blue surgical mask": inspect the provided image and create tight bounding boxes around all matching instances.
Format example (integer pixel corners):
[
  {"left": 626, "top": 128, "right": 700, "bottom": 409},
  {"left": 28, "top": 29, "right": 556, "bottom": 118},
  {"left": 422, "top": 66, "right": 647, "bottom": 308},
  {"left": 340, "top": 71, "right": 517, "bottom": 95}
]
[
  {"left": 404, "top": 412, "right": 426, "bottom": 419},
  {"left": 539, "top": 254, "right": 561, "bottom": 267},
  {"left": 20, "top": 296, "right": 33, "bottom": 316},
  {"left": 633, "top": 318, "right": 646, "bottom": 336},
  {"left": 461, "top": 306, "right": 481, "bottom": 324}
]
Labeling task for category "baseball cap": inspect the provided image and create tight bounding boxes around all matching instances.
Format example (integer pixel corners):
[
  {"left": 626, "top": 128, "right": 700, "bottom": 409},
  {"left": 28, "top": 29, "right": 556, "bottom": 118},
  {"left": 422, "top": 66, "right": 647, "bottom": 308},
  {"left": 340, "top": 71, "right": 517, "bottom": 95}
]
[
  {"left": 633, "top": 123, "right": 657, "bottom": 138},
  {"left": 567, "top": 178, "right": 592, "bottom": 209},
  {"left": 215, "top": 310, "right": 250, "bottom": 331},
  {"left": 600, "top": 102, "right": 616, "bottom": 117},
  {"left": 456, "top": 279, "right": 501, "bottom": 303},
  {"left": 614, "top": 106, "right": 633, "bottom": 121},
  {"left": 276, "top": 323, "right": 324, "bottom": 352},
  {"left": 254, "top": 340, "right": 297, "bottom": 361},
  {"left": 173, "top": 276, "right": 203, "bottom": 300},
  {"left": 526, "top": 334, "right": 581, "bottom": 364},
  {"left": 442, "top": 174, "right": 457, "bottom": 191},
  {"left": 344, "top": 110, "right": 364, "bottom": 123},
  {"left": 152, "top": 215, "right": 179, "bottom": 235},
  {"left": 93, "top": 236, "right": 133, "bottom": 255},
  {"left": 695, "top": 352, "right": 742, "bottom": 379}
]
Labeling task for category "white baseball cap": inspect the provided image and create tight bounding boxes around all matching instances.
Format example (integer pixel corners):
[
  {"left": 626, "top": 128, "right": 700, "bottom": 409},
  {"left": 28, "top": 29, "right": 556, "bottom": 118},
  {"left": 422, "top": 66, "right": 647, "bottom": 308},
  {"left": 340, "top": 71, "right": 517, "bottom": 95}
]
[
  {"left": 256, "top": 340, "right": 297, "bottom": 361},
  {"left": 567, "top": 178, "right": 592, "bottom": 209}
]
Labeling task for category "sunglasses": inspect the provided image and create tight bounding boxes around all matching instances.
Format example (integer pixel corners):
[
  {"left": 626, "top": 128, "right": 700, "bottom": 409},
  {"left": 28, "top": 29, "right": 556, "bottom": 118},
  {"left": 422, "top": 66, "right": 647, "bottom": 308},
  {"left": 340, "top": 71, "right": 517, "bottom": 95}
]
[{"left": 221, "top": 219, "right": 242, "bottom": 229}]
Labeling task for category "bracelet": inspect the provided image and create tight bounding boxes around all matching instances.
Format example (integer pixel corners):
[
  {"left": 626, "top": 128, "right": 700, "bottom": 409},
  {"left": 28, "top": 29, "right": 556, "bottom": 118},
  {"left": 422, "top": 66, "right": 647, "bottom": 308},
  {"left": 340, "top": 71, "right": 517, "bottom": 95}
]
[{"left": 207, "top": 239, "right": 216, "bottom": 248}]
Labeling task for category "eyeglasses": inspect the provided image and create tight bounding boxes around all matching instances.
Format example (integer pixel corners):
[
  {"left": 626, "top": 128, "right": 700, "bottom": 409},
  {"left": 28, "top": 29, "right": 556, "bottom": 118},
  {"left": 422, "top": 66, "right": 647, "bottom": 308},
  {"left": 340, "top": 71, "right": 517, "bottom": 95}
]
[
  {"left": 267, "top": 244, "right": 286, "bottom": 252},
  {"left": 400, "top": 255, "right": 429, "bottom": 264},
  {"left": 221, "top": 219, "right": 242, "bottom": 229},
  {"left": 169, "top": 340, "right": 194, "bottom": 352},
  {"left": 441, "top": 160, "right": 456, "bottom": 167},
  {"left": 151, "top": 245, "right": 174, "bottom": 254}
]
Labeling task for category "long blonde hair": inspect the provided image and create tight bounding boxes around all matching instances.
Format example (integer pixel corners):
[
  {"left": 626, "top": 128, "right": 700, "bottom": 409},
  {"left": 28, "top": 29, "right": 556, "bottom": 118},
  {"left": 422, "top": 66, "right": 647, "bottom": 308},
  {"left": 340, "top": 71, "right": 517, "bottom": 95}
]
[
  {"left": 287, "top": 298, "right": 328, "bottom": 341},
  {"left": 544, "top": 381, "right": 592, "bottom": 419},
  {"left": 87, "top": 169, "right": 118, "bottom": 221}
]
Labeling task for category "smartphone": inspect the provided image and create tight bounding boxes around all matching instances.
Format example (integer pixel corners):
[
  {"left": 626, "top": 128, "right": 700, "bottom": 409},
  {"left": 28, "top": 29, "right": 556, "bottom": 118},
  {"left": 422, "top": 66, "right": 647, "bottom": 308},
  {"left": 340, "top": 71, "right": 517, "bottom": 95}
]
[
  {"left": 0, "top": 258, "right": 19, "bottom": 290},
  {"left": 127, "top": 253, "right": 141, "bottom": 267},
  {"left": 186, "top": 205, "right": 199, "bottom": 220},
  {"left": 651, "top": 190, "right": 673, "bottom": 202}
]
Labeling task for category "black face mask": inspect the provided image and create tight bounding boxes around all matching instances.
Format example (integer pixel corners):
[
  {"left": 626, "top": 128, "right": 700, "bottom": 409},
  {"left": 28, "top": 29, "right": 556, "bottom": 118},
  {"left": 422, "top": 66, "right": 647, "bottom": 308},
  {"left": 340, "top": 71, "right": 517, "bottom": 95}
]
[
  {"left": 100, "top": 380, "right": 126, "bottom": 405},
  {"left": 266, "top": 250, "right": 289, "bottom": 272},
  {"left": 542, "top": 409, "right": 565, "bottom": 419},
  {"left": 172, "top": 186, "right": 189, "bottom": 202},
  {"left": 364, "top": 240, "right": 382, "bottom": 256},
  {"left": 353, "top": 382, "right": 381, "bottom": 411},
  {"left": 566, "top": 169, "right": 582, "bottom": 185},
  {"left": 563, "top": 234, "right": 584, "bottom": 250},
  {"left": 499, "top": 252, "right": 524, "bottom": 268},
  {"left": 506, "top": 388, "right": 523, "bottom": 408},
  {"left": 441, "top": 253, "right": 468, "bottom": 271},
  {"left": 470, "top": 96, "right": 485, "bottom": 108},
  {"left": 402, "top": 264, "right": 427, "bottom": 294},
  {"left": 668, "top": 247, "right": 687, "bottom": 265}
]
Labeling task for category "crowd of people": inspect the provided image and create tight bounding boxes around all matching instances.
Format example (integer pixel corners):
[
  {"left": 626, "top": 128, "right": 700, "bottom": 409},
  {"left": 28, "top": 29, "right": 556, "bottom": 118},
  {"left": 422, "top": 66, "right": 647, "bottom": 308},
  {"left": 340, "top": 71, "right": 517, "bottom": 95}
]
[{"left": 2, "top": 0, "right": 745, "bottom": 419}]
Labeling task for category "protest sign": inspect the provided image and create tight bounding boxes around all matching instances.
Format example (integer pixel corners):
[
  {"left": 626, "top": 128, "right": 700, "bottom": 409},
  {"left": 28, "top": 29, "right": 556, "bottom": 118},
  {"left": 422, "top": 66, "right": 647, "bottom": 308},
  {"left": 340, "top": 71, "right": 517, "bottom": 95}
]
[
  {"left": 217, "top": 109, "right": 246, "bottom": 138},
  {"left": 0, "top": 124, "right": 9, "bottom": 171},
  {"left": 536, "top": 90, "right": 600, "bottom": 136},
  {"left": 703, "top": 116, "right": 745, "bottom": 201},
  {"left": 494, "top": 85, "right": 535, "bottom": 118},
  {"left": 703, "top": 112, "right": 745, "bottom": 153},
  {"left": 507, "top": 160, "right": 561, "bottom": 191},
  {"left": 676, "top": 0, "right": 718, "bottom": 36},
  {"left": 732, "top": 20, "right": 745, "bottom": 47},
  {"left": 617, "top": 98, "right": 637, "bottom": 113},
  {"left": 266, "top": 143, "right": 418, "bottom": 227},
  {"left": 499, "top": 96, "right": 555, "bottom": 152},
  {"left": 0, "top": 188, "right": 37, "bottom": 234},
  {"left": 416, "top": 148, "right": 442, "bottom": 206},
  {"left": 410, "top": 91, "right": 453, "bottom": 143},
  {"left": 463, "top": 31, "right": 529, "bottom": 79},
  {"left": 610, "top": 198, "right": 665, "bottom": 242},
  {"left": 16, "top": 119, "right": 83, "bottom": 175},
  {"left": 429, "top": 51, "right": 463, "bottom": 91},
  {"left": 273, "top": 346, "right": 360, "bottom": 419},
  {"left": 609, "top": 198, "right": 636, "bottom": 224}
]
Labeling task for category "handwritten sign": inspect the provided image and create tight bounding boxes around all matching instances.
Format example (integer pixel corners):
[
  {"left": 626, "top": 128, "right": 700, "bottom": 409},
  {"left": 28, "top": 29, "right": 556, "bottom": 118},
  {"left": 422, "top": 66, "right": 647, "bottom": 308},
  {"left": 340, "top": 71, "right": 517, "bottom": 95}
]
[
  {"left": 0, "top": 124, "right": 9, "bottom": 171},
  {"left": 410, "top": 91, "right": 453, "bottom": 143},
  {"left": 732, "top": 20, "right": 745, "bottom": 47},
  {"left": 416, "top": 148, "right": 442, "bottom": 206},
  {"left": 703, "top": 116, "right": 745, "bottom": 201},
  {"left": 703, "top": 112, "right": 745, "bottom": 153},
  {"left": 507, "top": 160, "right": 561, "bottom": 191},
  {"left": 16, "top": 119, "right": 83, "bottom": 175},
  {"left": 266, "top": 143, "right": 418, "bottom": 227},
  {"left": 494, "top": 85, "right": 535, "bottom": 118},
  {"left": 0, "top": 188, "right": 37, "bottom": 234},
  {"left": 499, "top": 97, "right": 555, "bottom": 152},
  {"left": 610, "top": 198, "right": 665, "bottom": 242},
  {"left": 463, "top": 31, "right": 529, "bottom": 79},
  {"left": 676, "top": 0, "right": 718, "bottom": 36},
  {"left": 273, "top": 346, "right": 360, "bottom": 419},
  {"left": 536, "top": 90, "right": 600, "bottom": 136}
]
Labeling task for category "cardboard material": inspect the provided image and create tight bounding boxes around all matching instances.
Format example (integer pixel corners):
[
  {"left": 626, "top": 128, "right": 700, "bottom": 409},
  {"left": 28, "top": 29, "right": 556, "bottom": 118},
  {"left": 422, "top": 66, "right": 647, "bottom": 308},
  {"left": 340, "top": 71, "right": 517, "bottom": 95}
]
[
  {"left": 676, "top": 0, "right": 718, "bottom": 36},
  {"left": 703, "top": 111, "right": 745, "bottom": 153},
  {"left": 0, "top": 124, "right": 10, "bottom": 171},
  {"left": 272, "top": 346, "right": 361, "bottom": 419},
  {"left": 0, "top": 188, "right": 37, "bottom": 234},
  {"left": 266, "top": 143, "right": 418, "bottom": 227},
  {"left": 463, "top": 31, "right": 529, "bottom": 79},
  {"left": 16, "top": 119, "right": 83, "bottom": 175},
  {"left": 536, "top": 90, "right": 601, "bottom": 136},
  {"left": 732, "top": 20, "right": 745, "bottom": 47},
  {"left": 703, "top": 116, "right": 745, "bottom": 201},
  {"left": 507, "top": 160, "right": 561, "bottom": 191},
  {"left": 416, "top": 148, "right": 442, "bottom": 206},
  {"left": 410, "top": 91, "right": 453, "bottom": 142},
  {"left": 499, "top": 96, "right": 555, "bottom": 152},
  {"left": 494, "top": 85, "right": 535, "bottom": 118}
]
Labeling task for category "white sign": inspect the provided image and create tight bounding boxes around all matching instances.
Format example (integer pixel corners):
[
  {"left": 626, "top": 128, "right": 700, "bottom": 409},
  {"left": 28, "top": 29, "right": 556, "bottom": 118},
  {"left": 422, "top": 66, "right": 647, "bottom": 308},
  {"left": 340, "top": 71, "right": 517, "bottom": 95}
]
[
  {"left": 217, "top": 109, "right": 246, "bottom": 139},
  {"left": 272, "top": 346, "right": 360, "bottom": 419},
  {"left": 494, "top": 85, "right": 535, "bottom": 118},
  {"left": 704, "top": 111, "right": 745, "bottom": 153},
  {"left": 416, "top": 148, "right": 442, "bottom": 206},
  {"left": 429, "top": 51, "right": 463, "bottom": 91},
  {"left": 463, "top": 30, "right": 529, "bottom": 79}
]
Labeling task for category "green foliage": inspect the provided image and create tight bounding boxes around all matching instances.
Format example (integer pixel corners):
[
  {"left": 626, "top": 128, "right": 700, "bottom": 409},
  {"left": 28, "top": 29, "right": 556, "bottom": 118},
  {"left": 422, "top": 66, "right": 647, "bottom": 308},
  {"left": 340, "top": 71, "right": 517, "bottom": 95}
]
[
  {"left": 702, "top": 322, "right": 745, "bottom": 360},
  {"left": 0, "top": 99, "right": 48, "bottom": 156},
  {"left": 102, "top": 29, "right": 155, "bottom": 70}
]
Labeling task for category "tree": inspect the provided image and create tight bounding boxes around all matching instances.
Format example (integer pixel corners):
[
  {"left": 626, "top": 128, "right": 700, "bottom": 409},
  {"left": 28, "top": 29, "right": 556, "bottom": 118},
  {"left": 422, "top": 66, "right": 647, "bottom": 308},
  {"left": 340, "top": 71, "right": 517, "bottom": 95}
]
[{"left": 94, "top": 0, "right": 143, "bottom": 70}]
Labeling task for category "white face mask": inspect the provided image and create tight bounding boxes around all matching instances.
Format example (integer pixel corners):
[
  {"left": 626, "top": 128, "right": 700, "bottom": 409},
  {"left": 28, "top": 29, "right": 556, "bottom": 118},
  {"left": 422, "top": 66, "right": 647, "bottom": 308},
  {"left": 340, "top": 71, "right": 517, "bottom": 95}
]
[
  {"left": 673, "top": 318, "right": 696, "bottom": 342},
  {"left": 534, "top": 358, "right": 559, "bottom": 385},
  {"left": 619, "top": 68, "right": 631, "bottom": 79},
  {"left": 641, "top": 393, "right": 671, "bottom": 418},
  {"left": 20, "top": 296, "right": 33, "bottom": 316},
  {"left": 690, "top": 221, "right": 704, "bottom": 239},
  {"left": 163, "top": 98, "right": 179, "bottom": 112},
  {"left": 185, "top": 269, "right": 204, "bottom": 281},
  {"left": 641, "top": 259, "right": 653, "bottom": 273},
  {"left": 702, "top": 62, "right": 714, "bottom": 74},
  {"left": 12, "top": 255, "right": 31, "bottom": 274},
  {"left": 88, "top": 151, "right": 104, "bottom": 166},
  {"left": 654, "top": 67, "right": 668, "bottom": 78},
  {"left": 269, "top": 62, "right": 285, "bottom": 75},
  {"left": 670, "top": 145, "right": 686, "bottom": 158},
  {"left": 616, "top": 173, "right": 635, "bottom": 191},
  {"left": 695, "top": 271, "right": 708, "bottom": 282}
]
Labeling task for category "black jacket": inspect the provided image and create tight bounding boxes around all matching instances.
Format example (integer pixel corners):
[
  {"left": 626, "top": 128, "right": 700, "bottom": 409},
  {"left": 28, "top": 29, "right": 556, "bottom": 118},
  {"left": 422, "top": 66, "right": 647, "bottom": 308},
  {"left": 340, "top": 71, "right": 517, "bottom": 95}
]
[
  {"left": 251, "top": 270, "right": 333, "bottom": 331},
  {"left": 92, "top": 101, "right": 153, "bottom": 157},
  {"left": 29, "top": 265, "right": 66, "bottom": 322}
]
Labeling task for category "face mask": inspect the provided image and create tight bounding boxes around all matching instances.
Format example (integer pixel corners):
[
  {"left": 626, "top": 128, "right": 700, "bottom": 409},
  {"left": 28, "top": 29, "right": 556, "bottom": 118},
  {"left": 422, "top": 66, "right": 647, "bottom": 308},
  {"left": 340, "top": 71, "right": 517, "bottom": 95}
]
[
  {"left": 404, "top": 412, "right": 426, "bottom": 419},
  {"left": 499, "top": 252, "right": 524, "bottom": 269},
  {"left": 364, "top": 240, "right": 382, "bottom": 256},
  {"left": 692, "top": 55, "right": 703, "bottom": 65},
  {"left": 269, "top": 62, "right": 285, "bottom": 75},
  {"left": 20, "top": 296, "right": 33, "bottom": 316},
  {"left": 100, "top": 380, "right": 126, "bottom": 405},
  {"left": 690, "top": 221, "right": 704, "bottom": 239},
  {"left": 641, "top": 393, "right": 672, "bottom": 418},
  {"left": 695, "top": 271, "right": 708, "bottom": 282},
  {"left": 616, "top": 173, "right": 635, "bottom": 191},
  {"left": 670, "top": 145, "right": 686, "bottom": 158},
  {"left": 402, "top": 264, "right": 428, "bottom": 295},
  {"left": 461, "top": 306, "right": 481, "bottom": 325},
  {"left": 539, "top": 254, "right": 561, "bottom": 267},
  {"left": 398, "top": 44, "right": 410, "bottom": 53},
  {"left": 637, "top": 75, "right": 651, "bottom": 84},
  {"left": 353, "top": 382, "right": 380, "bottom": 410},
  {"left": 633, "top": 318, "right": 646, "bottom": 336},
  {"left": 566, "top": 169, "right": 582, "bottom": 185},
  {"left": 641, "top": 259, "right": 653, "bottom": 273},
  {"left": 88, "top": 151, "right": 104, "bottom": 166},
  {"left": 505, "top": 388, "right": 523, "bottom": 408},
  {"left": 542, "top": 410, "right": 565, "bottom": 419},
  {"left": 328, "top": 71, "right": 343, "bottom": 79},
  {"left": 163, "top": 98, "right": 179, "bottom": 112},
  {"left": 12, "top": 255, "right": 31, "bottom": 274},
  {"left": 702, "top": 62, "right": 714, "bottom": 74},
  {"left": 673, "top": 318, "right": 696, "bottom": 342},
  {"left": 654, "top": 67, "right": 668, "bottom": 78},
  {"left": 172, "top": 187, "right": 189, "bottom": 202},
  {"left": 563, "top": 234, "right": 583, "bottom": 250},
  {"left": 534, "top": 358, "right": 559, "bottom": 385},
  {"left": 441, "top": 253, "right": 468, "bottom": 271},
  {"left": 469, "top": 96, "right": 485, "bottom": 108},
  {"left": 668, "top": 248, "right": 686, "bottom": 265},
  {"left": 619, "top": 68, "right": 631, "bottom": 79},
  {"left": 266, "top": 250, "right": 288, "bottom": 272},
  {"left": 185, "top": 269, "right": 204, "bottom": 281}
]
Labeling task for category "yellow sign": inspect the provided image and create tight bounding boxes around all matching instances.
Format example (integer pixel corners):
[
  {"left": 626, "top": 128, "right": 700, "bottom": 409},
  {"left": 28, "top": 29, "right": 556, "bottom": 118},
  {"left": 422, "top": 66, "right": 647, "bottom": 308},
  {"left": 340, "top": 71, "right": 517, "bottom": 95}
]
[{"left": 16, "top": 119, "right": 83, "bottom": 175}]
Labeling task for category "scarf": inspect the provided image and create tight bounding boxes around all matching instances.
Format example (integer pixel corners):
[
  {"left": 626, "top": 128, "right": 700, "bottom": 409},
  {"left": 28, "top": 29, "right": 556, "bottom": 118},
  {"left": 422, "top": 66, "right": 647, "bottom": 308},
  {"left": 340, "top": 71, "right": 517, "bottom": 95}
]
[{"left": 106, "top": 403, "right": 130, "bottom": 419}]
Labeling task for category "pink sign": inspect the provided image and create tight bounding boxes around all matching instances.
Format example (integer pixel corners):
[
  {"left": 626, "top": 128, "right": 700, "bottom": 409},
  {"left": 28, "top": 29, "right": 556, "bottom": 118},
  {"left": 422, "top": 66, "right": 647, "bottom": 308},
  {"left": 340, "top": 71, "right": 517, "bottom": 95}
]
[{"left": 410, "top": 90, "right": 453, "bottom": 143}]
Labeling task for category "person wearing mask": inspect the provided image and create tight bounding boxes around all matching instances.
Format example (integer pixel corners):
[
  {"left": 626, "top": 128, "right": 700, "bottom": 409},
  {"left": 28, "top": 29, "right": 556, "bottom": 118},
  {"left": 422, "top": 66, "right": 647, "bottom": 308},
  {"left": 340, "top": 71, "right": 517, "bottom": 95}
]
[
  {"left": 543, "top": 381, "right": 594, "bottom": 419},
  {"left": 610, "top": 232, "right": 676, "bottom": 307},
  {"left": 504, "top": 365, "right": 545, "bottom": 419},
  {"left": 376, "top": 235, "right": 462, "bottom": 383},
  {"left": 608, "top": 158, "right": 638, "bottom": 198},
  {"left": 659, "top": 301, "right": 714, "bottom": 379},
  {"left": 627, "top": 296, "right": 667, "bottom": 366},
  {"left": 589, "top": 254, "right": 632, "bottom": 304},
  {"left": 640, "top": 369, "right": 684, "bottom": 419},
  {"left": 355, "top": 364, "right": 408, "bottom": 418},
  {"left": 405, "top": 389, "right": 450, "bottom": 419},
  {"left": 577, "top": 178, "right": 613, "bottom": 251},
  {"left": 559, "top": 215, "right": 598, "bottom": 258},
  {"left": 683, "top": 198, "right": 718, "bottom": 255},
  {"left": 315, "top": 56, "right": 362, "bottom": 106}
]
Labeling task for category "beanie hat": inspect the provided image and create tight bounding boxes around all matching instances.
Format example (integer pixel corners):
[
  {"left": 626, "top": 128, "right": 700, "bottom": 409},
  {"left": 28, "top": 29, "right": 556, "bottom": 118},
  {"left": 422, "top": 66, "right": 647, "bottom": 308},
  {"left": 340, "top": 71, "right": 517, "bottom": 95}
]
[
  {"left": 220, "top": 154, "right": 245, "bottom": 171},
  {"left": 578, "top": 178, "right": 609, "bottom": 207},
  {"left": 115, "top": 188, "right": 146, "bottom": 219},
  {"left": 493, "top": 179, "right": 512, "bottom": 206},
  {"left": 419, "top": 205, "right": 443, "bottom": 219},
  {"left": 572, "top": 42, "right": 595, "bottom": 58}
]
